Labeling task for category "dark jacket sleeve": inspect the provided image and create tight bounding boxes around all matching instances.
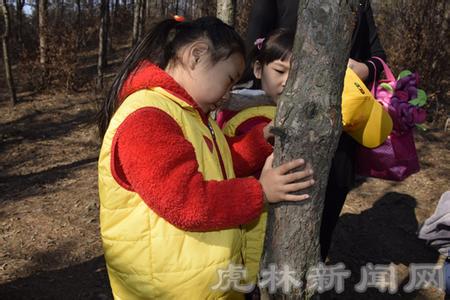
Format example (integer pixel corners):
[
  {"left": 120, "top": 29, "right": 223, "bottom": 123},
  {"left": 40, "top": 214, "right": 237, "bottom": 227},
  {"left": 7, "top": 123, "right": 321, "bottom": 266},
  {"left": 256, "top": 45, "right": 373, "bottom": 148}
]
[{"left": 351, "top": 0, "right": 387, "bottom": 84}]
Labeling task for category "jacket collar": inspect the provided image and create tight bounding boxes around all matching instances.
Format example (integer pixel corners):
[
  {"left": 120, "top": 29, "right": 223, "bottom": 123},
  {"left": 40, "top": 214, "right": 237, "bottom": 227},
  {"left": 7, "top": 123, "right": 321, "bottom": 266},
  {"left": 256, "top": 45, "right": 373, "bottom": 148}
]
[{"left": 118, "top": 61, "right": 200, "bottom": 110}]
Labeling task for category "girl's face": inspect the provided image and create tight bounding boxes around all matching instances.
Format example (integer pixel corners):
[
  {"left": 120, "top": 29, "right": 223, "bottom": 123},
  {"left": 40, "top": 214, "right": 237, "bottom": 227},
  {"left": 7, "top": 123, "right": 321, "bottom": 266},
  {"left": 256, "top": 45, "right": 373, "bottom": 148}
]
[
  {"left": 189, "top": 52, "right": 245, "bottom": 112},
  {"left": 166, "top": 41, "right": 245, "bottom": 114},
  {"left": 254, "top": 54, "right": 292, "bottom": 103}
]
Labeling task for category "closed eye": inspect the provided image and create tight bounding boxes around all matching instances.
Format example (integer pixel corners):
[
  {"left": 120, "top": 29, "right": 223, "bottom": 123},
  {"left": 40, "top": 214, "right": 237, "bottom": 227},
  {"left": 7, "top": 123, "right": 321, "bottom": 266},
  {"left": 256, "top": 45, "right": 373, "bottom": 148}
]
[{"left": 274, "top": 69, "right": 285, "bottom": 74}]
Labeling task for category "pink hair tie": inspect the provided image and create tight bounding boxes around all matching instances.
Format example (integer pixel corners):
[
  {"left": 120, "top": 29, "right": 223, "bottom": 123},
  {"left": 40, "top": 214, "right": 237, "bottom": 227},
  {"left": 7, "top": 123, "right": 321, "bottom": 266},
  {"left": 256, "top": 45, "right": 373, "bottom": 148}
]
[{"left": 254, "top": 38, "right": 265, "bottom": 50}]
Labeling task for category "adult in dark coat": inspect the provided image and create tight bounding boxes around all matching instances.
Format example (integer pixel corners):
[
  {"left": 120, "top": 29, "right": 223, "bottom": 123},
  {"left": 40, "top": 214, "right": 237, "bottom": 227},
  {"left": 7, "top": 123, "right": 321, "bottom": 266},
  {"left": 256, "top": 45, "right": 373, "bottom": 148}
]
[{"left": 245, "top": 0, "right": 387, "bottom": 260}]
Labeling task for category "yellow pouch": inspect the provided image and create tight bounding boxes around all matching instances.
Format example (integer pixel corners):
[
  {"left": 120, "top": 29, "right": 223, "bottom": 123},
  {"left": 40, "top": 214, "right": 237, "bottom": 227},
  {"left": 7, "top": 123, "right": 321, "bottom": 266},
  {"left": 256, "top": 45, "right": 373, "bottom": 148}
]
[{"left": 341, "top": 67, "right": 393, "bottom": 148}]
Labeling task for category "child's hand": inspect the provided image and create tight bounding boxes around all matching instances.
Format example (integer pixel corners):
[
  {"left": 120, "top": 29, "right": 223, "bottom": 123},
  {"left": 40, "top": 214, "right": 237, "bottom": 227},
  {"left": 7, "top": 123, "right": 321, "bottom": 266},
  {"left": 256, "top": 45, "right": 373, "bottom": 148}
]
[
  {"left": 259, "top": 153, "right": 315, "bottom": 203},
  {"left": 348, "top": 58, "right": 369, "bottom": 81}
]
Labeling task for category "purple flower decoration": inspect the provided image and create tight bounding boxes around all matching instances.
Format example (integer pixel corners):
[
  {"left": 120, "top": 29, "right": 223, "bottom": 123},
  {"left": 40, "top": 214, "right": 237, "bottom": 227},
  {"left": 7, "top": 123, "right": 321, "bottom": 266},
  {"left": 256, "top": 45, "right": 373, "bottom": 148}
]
[
  {"left": 385, "top": 72, "right": 427, "bottom": 134},
  {"left": 376, "top": 70, "right": 427, "bottom": 134}
]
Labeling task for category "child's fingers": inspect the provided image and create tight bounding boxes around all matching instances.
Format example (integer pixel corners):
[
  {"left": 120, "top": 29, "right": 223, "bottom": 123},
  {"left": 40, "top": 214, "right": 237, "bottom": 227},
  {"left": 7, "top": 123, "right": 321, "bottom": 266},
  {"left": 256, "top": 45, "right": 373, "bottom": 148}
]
[
  {"left": 282, "top": 169, "right": 313, "bottom": 184},
  {"left": 282, "top": 179, "right": 315, "bottom": 193},
  {"left": 277, "top": 159, "right": 305, "bottom": 175},
  {"left": 262, "top": 153, "right": 274, "bottom": 170},
  {"left": 283, "top": 193, "right": 310, "bottom": 202}
]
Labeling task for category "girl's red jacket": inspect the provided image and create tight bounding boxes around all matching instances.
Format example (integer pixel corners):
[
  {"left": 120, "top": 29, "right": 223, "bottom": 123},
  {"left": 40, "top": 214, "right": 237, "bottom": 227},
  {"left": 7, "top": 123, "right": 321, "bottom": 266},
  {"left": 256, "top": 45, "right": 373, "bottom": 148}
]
[{"left": 109, "top": 62, "right": 273, "bottom": 231}]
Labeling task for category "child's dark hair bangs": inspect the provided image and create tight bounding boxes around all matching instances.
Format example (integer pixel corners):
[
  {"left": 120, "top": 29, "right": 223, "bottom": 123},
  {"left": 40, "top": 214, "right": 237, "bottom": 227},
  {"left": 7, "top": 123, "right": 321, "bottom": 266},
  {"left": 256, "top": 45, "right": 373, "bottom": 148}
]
[
  {"left": 261, "top": 44, "right": 292, "bottom": 65},
  {"left": 258, "top": 28, "right": 295, "bottom": 65}
]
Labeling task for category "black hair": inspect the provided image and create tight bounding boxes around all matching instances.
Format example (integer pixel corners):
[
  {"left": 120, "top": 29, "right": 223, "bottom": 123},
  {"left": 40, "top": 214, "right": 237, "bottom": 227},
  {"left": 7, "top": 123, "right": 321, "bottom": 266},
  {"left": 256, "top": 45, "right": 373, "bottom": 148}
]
[
  {"left": 98, "top": 16, "right": 245, "bottom": 138},
  {"left": 239, "top": 28, "right": 295, "bottom": 86}
]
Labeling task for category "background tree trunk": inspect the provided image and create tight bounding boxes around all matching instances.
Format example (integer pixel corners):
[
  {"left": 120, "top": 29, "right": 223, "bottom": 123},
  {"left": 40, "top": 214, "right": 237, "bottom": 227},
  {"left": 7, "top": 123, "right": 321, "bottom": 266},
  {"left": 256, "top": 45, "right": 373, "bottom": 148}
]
[
  {"left": 56, "top": 0, "right": 65, "bottom": 22},
  {"left": 38, "top": 0, "right": 48, "bottom": 67},
  {"left": 97, "top": 0, "right": 109, "bottom": 90},
  {"left": 160, "top": 0, "right": 165, "bottom": 16},
  {"left": 216, "top": 0, "right": 235, "bottom": 26},
  {"left": 261, "top": 1, "right": 357, "bottom": 299},
  {"left": 75, "top": 0, "right": 82, "bottom": 47},
  {"left": 201, "top": 0, "right": 210, "bottom": 17},
  {"left": 139, "top": 0, "right": 145, "bottom": 37},
  {"left": 1, "top": 0, "right": 17, "bottom": 105},
  {"left": 132, "top": 0, "right": 142, "bottom": 45},
  {"left": 15, "top": 0, "right": 24, "bottom": 43}
]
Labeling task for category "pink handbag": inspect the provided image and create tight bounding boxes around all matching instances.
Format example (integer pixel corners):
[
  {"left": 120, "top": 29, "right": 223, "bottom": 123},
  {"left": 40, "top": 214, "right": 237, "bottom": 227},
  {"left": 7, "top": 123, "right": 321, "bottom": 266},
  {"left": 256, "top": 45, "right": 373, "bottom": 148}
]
[{"left": 355, "top": 57, "right": 426, "bottom": 181}]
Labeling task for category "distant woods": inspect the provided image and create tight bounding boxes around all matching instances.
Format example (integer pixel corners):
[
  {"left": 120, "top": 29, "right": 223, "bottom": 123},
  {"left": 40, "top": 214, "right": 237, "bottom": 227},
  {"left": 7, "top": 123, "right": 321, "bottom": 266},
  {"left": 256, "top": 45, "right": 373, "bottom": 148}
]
[
  {"left": 0, "top": 0, "right": 448, "bottom": 127},
  {"left": 0, "top": 0, "right": 254, "bottom": 96}
]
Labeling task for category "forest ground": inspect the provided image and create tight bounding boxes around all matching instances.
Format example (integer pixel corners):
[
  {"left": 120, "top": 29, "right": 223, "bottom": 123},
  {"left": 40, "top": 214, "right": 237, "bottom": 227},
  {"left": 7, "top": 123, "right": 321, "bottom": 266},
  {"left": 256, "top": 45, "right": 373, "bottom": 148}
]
[{"left": 0, "top": 46, "right": 449, "bottom": 299}]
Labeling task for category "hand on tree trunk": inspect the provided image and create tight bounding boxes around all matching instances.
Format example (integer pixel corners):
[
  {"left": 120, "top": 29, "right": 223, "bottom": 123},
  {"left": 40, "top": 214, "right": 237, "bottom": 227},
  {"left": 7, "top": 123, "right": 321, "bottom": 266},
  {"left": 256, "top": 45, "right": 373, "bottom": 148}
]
[{"left": 259, "top": 153, "right": 315, "bottom": 203}]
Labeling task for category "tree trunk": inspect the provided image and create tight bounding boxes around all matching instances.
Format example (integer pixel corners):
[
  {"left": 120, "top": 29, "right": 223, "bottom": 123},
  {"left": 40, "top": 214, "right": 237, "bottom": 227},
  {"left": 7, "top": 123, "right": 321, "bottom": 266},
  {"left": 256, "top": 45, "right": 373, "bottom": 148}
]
[
  {"left": 216, "top": 0, "right": 235, "bottom": 26},
  {"left": 1, "top": 0, "right": 17, "bottom": 105},
  {"left": 15, "top": 0, "right": 24, "bottom": 43},
  {"left": 97, "top": 0, "right": 109, "bottom": 90},
  {"left": 59, "top": 0, "right": 65, "bottom": 21},
  {"left": 160, "top": 0, "right": 165, "bottom": 16},
  {"left": 139, "top": 0, "right": 145, "bottom": 36},
  {"left": 36, "top": 0, "right": 39, "bottom": 30},
  {"left": 111, "top": 0, "right": 119, "bottom": 35},
  {"left": 132, "top": 0, "right": 141, "bottom": 45},
  {"left": 108, "top": 0, "right": 114, "bottom": 52},
  {"left": 261, "top": 1, "right": 357, "bottom": 299},
  {"left": 75, "top": 0, "right": 82, "bottom": 47},
  {"left": 146, "top": 0, "right": 152, "bottom": 22},
  {"left": 38, "top": 0, "right": 48, "bottom": 67},
  {"left": 189, "top": 0, "right": 194, "bottom": 19}
]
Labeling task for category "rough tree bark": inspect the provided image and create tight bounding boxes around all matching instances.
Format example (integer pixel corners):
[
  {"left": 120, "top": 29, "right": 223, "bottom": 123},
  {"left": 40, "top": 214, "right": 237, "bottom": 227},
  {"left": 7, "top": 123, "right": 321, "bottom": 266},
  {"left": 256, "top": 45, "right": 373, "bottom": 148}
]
[
  {"left": 97, "top": 0, "right": 109, "bottom": 90},
  {"left": 1, "top": 0, "right": 17, "bottom": 105},
  {"left": 261, "top": 1, "right": 358, "bottom": 299},
  {"left": 216, "top": 0, "right": 235, "bottom": 26}
]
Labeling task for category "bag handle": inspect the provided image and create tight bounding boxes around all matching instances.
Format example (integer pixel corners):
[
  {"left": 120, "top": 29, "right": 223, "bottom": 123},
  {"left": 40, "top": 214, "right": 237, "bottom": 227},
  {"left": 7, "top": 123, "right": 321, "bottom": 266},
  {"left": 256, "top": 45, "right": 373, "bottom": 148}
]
[
  {"left": 368, "top": 60, "right": 378, "bottom": 95},
  {"left": 372, "top": 56, "right": 396, "bottom": 82},
  {"left": 367, "top": 56, "right": 395, "bottom": 96}
]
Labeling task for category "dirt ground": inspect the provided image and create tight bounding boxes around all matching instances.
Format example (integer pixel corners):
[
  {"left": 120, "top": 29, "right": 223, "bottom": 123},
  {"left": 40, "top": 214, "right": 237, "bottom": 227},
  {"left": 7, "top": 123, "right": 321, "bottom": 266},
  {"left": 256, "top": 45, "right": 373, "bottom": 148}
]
[{"left": 0, "top": 84, "right": 448, "bottom": 300}]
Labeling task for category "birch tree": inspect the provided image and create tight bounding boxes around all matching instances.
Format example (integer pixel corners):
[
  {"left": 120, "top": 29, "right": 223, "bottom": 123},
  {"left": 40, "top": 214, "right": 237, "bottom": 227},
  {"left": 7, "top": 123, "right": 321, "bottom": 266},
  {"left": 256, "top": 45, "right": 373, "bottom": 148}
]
[
  {"left": 38, "top": 0, "right": 48, "bottom": 67},
  {"left": 216, "top": 0, "right": 235, "bottom": 26}
]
